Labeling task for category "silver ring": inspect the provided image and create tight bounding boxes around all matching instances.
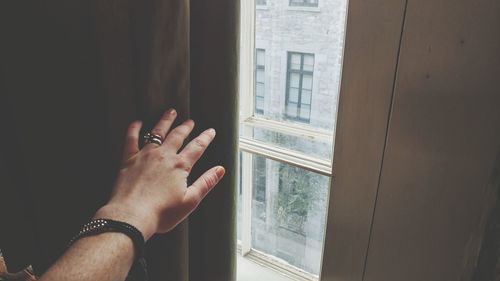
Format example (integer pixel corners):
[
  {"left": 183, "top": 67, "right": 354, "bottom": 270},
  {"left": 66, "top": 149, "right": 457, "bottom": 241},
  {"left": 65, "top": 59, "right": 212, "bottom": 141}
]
[{"left": 144, "top": 132, "right": 164, "bottom": 146}]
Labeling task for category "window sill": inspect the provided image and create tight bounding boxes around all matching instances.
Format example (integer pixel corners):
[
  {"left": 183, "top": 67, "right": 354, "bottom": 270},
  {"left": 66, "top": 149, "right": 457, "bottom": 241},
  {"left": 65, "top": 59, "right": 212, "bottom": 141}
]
[
  {"left": 237, "top": 248, "right": 317, "bottom": 281},
  {"left": 286, "top": 6, "right": 321, "bottom": 13},
  {"left": 238, "top": 255, "right": 292, "bottom": 281},
  {"left": 256, "top": 5, "right": 270, "bottom": 10}
]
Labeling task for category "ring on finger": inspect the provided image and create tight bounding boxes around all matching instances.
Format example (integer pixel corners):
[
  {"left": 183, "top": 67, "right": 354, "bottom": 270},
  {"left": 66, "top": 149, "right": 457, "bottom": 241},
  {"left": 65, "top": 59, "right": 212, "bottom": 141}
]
[{"left": 144, "top": 132, "right": 164, "bottom": 146}]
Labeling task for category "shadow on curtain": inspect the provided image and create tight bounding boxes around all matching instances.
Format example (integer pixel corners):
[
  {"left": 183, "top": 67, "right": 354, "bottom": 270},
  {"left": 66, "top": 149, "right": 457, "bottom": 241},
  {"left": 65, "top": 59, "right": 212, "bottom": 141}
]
[{"left": 0, "top": 1, "right": 239, "bottom": 280}]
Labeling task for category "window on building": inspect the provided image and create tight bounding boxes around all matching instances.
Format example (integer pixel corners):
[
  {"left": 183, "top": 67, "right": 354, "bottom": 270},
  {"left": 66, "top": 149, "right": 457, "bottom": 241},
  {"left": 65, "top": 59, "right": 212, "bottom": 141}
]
[
  {"left": 237, "top": 152, "right": 242, "bottom": 240},
  {"left": 238, "top": 0, "right": 347, "bottom": 279},
  {"left": 289, "top": 0, "right": 319, "bottom": 7},
  {"left": 251, "top": 156, "right": 267, "bottom": 243},
  {"left": 255, "top": 49, "right": 266, "bottom": 114},
  {"left": 285, "top": 52, "right": 314, "bottom": 123},
  {"left": 252, "top": 156, "right": 266, "bottom": 203},
  {"left": 257, "top": 0, "right": 267, "bottom": 5}
]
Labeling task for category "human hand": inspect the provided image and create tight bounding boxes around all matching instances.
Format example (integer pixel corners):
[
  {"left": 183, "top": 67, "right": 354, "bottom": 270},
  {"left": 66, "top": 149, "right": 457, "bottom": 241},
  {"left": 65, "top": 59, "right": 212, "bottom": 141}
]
[{"left": 94, "top": 109, "right": 225, "bottom": 240}]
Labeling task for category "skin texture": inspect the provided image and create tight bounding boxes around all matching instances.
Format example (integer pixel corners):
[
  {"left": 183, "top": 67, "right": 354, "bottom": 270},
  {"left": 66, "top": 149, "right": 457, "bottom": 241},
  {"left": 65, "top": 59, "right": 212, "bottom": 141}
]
[{"left": 39, "top": 109, "right": 225, "bottom": 281}]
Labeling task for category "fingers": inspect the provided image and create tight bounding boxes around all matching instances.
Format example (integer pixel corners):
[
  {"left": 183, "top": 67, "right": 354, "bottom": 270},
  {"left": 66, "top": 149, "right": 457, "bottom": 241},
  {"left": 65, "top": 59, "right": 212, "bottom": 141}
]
[
  {"left": 122, "top": 121, "right": 142, "bottom": 164},
  {"left": 162, "top": 119, "right": 195, "bottom": 152},
  {"left": 184, "top": 166, "right": 225, "bottom": 209},
  {"left": 178, "top": 128, "right": 216, "bottom": 167},
  {"left": 143, "top": 109, "right": 177, "bottom": 150}
]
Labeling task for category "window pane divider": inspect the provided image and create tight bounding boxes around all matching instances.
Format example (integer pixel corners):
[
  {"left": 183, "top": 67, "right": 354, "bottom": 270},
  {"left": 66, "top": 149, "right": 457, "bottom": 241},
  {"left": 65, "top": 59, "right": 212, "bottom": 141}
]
[
  {"left": 239, "top": 137, "right": 332, "bottom": 177},
  {"left": 243, "top": 116, "right": 334, "bottom": 143}
]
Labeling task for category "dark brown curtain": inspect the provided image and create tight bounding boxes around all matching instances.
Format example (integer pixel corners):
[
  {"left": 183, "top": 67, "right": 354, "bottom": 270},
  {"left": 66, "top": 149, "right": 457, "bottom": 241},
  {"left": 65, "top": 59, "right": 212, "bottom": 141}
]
[{"left": 0, "top": 1, "right": 239, "bottom": 281}]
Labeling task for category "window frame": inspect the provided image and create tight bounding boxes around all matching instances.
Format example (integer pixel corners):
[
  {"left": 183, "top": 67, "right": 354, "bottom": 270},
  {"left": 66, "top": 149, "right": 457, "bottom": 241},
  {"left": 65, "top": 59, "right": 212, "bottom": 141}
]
[
  {"left": 239, "top": 0, "right": 402, "bottom": 279},
  {"left": 239, "top": 0, "right": 332, "bottom": 280}
]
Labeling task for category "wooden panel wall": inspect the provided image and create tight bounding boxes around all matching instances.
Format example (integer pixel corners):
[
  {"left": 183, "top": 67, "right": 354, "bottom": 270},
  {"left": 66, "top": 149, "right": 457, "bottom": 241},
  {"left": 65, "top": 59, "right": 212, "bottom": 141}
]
[
  {"left": 363, "top": 0, "right": 500, "bottom": 280},
  {"left": 320, "top": 0, "right": 406, "bottom": 279}
]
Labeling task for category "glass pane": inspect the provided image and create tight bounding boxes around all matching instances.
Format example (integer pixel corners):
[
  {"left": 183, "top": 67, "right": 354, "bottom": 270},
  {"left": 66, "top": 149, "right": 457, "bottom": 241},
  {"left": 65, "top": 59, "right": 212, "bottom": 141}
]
[
  {"left": 301, "top": 89, "right": 312, "bottom": 104},
  {"left": 286, "top": 102, "right": 298, "bottom": 117},
  {"left": 302, "top": 75, "right": 313, "bottom": 90},
  {"left": 250, "top": 154, "right": 330, "bottom": 275},
  {"left": 256, "top": 97, "right": 264, "bottom": 112},
  {"left": 288, "top": 87, "right": 299, "bottom": 103},
  {"left": 290, "top": 54, "right": 302, "bottom": 70},
  {"left": 303, "top": 55, "right": 314, "bottom": 72},
  {"left": 300, "top": 104, "right": 311, "bottom": 120},
  {"left": 289, "top": 73, "right": 300, "bottom": 88},
  {"left": 256, "top": 49, "right": 265, "bottom": 66},
  {"left": 256, "top": 69, "right": 265, "bottom": 83},
  {"left": 256, "top": 83, "right": 265, "bottom": 98}
]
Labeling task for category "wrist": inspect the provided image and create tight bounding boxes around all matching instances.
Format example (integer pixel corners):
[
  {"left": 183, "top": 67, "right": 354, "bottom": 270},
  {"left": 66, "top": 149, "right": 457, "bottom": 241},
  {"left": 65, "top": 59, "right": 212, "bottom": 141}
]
[{"left": 94, "top": 204, "right": 157, "bottom": 241}]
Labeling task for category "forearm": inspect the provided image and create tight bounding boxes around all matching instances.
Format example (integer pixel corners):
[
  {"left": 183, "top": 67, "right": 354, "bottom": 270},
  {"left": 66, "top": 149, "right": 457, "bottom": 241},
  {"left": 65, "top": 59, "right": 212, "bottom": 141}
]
[{"left": 39, "top": 232, "right": 135, "bottom": 281}]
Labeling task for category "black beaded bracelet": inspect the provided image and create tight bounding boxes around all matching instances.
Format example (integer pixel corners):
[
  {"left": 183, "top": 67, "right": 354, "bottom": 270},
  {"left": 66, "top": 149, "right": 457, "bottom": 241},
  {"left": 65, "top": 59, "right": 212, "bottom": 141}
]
[{"left": 68, "top": 219, "right": 148, "bottom": 281}]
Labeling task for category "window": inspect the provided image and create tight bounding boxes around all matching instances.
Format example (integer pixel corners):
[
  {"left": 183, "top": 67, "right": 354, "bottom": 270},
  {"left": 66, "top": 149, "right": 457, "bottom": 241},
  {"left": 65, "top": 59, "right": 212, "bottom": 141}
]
[
  {"left": 238, "top": 0, "right": 347, "bottom": 278},
  {"left": 255, "top": 49, "right": 266, "bottom": 114},
  {"left": 289, "top": 0, "right": 318, "bottom": 7},
  {"left": 285, "top": 52, "right": 314, "bottom": 123},
  {"left": 257, "top": 0, "right": 267, "bottom": 5}
]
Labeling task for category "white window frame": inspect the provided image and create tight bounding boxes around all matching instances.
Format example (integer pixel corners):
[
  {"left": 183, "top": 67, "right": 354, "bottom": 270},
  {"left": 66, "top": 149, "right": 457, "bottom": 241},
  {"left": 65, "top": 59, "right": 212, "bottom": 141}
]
[
  {"left": 239, "top": 0, "right": 406, "bottom": 280},
  {"left": 238, "top": 0, "right": 334, "bottom": 280}
]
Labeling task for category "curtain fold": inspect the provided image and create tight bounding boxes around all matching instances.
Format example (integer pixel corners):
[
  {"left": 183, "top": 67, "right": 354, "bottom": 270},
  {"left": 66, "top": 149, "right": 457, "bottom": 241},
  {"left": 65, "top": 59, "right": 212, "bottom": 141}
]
[
  {"left": 189, "top": 0, "right": 239, "bottom": 280},
  {"left": 96, "top": 1, "right": 191, "bottom": 280},
  {"left": 0, "top": 1, "right": 238, "bottom": 280}
]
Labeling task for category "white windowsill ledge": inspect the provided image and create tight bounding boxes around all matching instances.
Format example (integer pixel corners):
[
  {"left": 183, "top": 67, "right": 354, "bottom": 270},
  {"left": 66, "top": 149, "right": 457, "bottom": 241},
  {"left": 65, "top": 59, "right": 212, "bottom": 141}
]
[
  {"left": 238, "top": 255, "right": 292, "bottom": 281},
  {"left": 237, "top": 244, "right": 317, "bottom": 281},
  {"left": 256, "top": 5, "right": 270, "bottom": 10}
]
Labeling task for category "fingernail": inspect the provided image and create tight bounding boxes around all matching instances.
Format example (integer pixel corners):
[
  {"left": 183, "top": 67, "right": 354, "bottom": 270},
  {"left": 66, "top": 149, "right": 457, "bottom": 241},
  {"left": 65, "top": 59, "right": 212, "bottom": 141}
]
[
  {"left": 168, "top": 108, "right": 176, "bottom": 115},
  {"left": 207, "top": 128, "right": 216, "bottom": 136},
  {"left": 215, "top": 166, "right": 225, "bottom": 178}
]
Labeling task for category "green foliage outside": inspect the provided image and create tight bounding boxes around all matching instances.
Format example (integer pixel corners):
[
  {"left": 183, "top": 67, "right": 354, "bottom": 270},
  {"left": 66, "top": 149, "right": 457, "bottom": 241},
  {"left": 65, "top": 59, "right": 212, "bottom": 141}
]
[{"left": 274, "top": 133, "right": 326, "bottom": 236}]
